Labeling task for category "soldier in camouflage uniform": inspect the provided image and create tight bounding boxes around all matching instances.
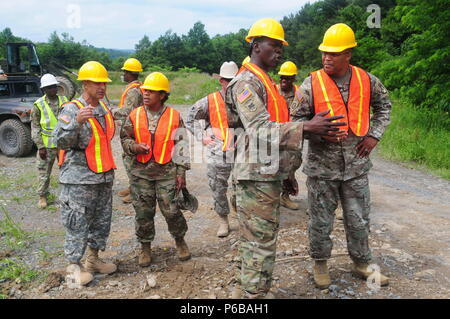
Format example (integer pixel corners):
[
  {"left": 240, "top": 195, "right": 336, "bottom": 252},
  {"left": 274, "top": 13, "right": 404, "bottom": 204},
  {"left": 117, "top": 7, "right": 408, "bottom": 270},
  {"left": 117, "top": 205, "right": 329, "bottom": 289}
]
[
  {"left": 226, "top": 19, "right": 347, "bottom": 299},
  {"left": 53, "top": 61, "right": 117, "bottom": 286},
  {"left": 277, "top": 61, "right": 302, "bottom": 210},
  {"left": 186, "top": 61, "right": 238, "bottom": 238},
  {"left": 120, "top": 72, "right": 191, "bottom": 267},
  {"left": 31, "top": 74, "right": 68, "bottom": 209},
  {"left": 112, "top": 58, "right": 144, "bottom": 204},
  {"left": 290, "top": 23, "right": 391, "bottom": 288}
]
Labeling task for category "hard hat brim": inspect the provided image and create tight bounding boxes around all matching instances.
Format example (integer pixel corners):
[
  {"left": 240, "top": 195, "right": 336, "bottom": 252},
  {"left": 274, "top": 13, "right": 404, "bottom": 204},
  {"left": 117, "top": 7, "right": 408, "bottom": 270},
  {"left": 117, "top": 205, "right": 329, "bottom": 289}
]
[
  {"left": 77, "top": 77, "right": 112, "bottom": 83},
  {"left": 278, "top": 72, "right": 297, "bottom": 76},
  {"left": 121, "top": 67, "right": 143, "bottom": 72},
  {"left": 246, "top": 35, "right": 288, "bottom": 46},
  {"left": 318, "top": 42, "right": 357, "bottom": 52},
  {"left": 140, "top": 85, "right": 170, "bottom": 93}
]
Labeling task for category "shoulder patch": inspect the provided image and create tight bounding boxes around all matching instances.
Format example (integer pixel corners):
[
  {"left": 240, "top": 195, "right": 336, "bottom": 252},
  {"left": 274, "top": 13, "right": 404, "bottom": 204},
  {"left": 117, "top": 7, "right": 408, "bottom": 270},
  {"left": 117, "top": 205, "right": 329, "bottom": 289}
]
[
  {"left": 59, "top": 114, "right": 71, "bottom": 124},
  {"left": 238, "top": 88, "right": 253, "bottom": 104}
]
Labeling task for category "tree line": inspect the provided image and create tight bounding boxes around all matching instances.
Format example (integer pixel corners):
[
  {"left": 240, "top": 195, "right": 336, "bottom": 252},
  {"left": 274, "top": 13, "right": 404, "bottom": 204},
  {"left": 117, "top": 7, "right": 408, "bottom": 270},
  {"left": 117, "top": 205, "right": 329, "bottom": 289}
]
[{"left": 1, "top": 0, "right": 448, "bottom": 111}]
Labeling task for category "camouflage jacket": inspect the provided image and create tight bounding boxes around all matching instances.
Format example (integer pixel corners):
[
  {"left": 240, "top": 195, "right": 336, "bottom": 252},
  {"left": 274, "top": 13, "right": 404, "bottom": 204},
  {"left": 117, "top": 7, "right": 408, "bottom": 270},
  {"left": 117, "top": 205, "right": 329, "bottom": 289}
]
[
  {"left": 225, "top": 68, "right": 304, "bottom": 181},
  {"left": 53, "top": 96, "right": 115, "bottom": 184},
  {"left": 290, "top": 67, "right": 392, "bottom": 181},
  {"left": 112, "top": 80, "right": 143, "bottom": 123},
  {"left": 31, "top": 95, "right": 63, "bottom": 149},
  {"left": 186, "top": 92, "right": 234, "bottom": 164},
  {"left": 278, "top": 86, "right": 296, "bottom": 111},
  {"left": 120, "top": 105, "right": 190, "bottom": 181}
]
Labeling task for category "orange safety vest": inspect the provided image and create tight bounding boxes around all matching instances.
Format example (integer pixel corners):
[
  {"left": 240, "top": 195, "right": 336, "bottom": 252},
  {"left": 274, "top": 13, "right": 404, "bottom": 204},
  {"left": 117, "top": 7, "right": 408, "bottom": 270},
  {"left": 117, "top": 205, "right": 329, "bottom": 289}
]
[
  {"left": 311, "top": 65, "right": 371, "bottom": 136},
  {"left": 118, "top": 82, "right": 142, "bottom": 108},
  {"left": 243, "top": 63, "right": 290, "bottom": 123},
  {"left": 58, "top": 100, "right": 116, "bottom": 173},
  {"left": 207, "top": 91, "right": 232, "bottom": 152},
  {"left": 129, "top": 106, "right": 180, "bottom": 164}
]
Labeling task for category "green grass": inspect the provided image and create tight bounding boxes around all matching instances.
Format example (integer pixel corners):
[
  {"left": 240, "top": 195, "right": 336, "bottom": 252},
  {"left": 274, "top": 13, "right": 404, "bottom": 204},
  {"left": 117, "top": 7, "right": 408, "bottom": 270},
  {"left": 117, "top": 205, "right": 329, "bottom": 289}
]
[
  {"left": 0, "top": 207, "right": 31, "bottom": 249},
  {"left": 379, "top": 100, "right": 450, "bottom": 179},
  {"left": 0, "top": 258, "right": 41, "bottom": 283}
]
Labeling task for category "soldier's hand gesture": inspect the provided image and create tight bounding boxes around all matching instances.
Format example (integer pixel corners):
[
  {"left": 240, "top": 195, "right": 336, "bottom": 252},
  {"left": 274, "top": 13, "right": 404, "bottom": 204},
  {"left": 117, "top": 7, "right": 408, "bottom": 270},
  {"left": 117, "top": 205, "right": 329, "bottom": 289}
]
[
  {"left": 133, "top": 143, "right": 150, "bottom": 154},
  {"left": 303, "top": 110, "right": 347, "bottom": 137},
  {"left": 76, "top": 106, "right": 95, "bottom": 124}
]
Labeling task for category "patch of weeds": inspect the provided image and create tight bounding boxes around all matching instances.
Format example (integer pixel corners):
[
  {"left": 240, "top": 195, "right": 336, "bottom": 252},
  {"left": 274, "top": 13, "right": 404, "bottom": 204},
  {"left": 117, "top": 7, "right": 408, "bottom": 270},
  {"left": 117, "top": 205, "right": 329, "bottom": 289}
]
[
  {"left": 0, "top": 207, "right": 32, "bottom": 249},
  {"left": 47, "top": 193, "right": 57, "bottom": 205},
  {"left": 49, "top": 176, "right": 59, "bottom": 189},
  {"left": 0, "top": 258, "right": 41, "bottom": 283},
  {"left": 46, "top": 206, "right": 58, "bottom": 212},
  {"left": 0, "top": 293, "right": 7, "bottom": 299},
  {"left": 38, "top": 248, "right": 63, "bottom": 262}
]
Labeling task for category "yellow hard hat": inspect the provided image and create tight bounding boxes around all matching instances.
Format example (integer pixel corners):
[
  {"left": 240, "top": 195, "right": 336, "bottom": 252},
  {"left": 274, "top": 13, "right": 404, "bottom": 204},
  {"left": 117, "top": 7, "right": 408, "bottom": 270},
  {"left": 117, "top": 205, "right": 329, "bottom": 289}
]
[
  {"left": 318, "top": 23, "right": 357, "bottom": 52},
  {"left": 121, "top": 58, "right": 143, "bottom": 72},
  {"left": 77, "top": 61, "right": 112, "bottom": 82},
  {"left": 242, "top": 56, "right": 250, "bottom": 65},
  {"left": 141, "top": 72, "right": 170, "bottom": 93},
  {"left": 246, "top": 18, "right": 288, "bottom": 46},
  {"left": 278, "top": 61, "right": 298, "bottom": 76}
]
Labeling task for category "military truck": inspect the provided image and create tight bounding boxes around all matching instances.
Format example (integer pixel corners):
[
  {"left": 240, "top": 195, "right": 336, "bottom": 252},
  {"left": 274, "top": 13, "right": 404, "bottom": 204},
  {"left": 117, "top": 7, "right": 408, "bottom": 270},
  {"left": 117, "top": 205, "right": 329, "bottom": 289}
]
[{"left": 0, "top": 42, "right": 79, "bottom": 157}]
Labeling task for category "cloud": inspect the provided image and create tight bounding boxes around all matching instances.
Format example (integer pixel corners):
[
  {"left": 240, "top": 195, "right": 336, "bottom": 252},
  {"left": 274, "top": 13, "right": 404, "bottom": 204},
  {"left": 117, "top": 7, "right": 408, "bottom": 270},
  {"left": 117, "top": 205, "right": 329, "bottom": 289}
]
[{"left": 1, "top": 0, "right": 316, "bottom": 49}]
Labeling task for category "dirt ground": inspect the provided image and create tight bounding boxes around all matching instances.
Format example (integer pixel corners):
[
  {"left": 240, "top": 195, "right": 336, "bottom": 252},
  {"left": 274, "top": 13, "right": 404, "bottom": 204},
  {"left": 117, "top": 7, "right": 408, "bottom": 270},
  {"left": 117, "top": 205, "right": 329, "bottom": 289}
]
[{"left": 0, "top": 105, "right": 449, "bottom": 299}]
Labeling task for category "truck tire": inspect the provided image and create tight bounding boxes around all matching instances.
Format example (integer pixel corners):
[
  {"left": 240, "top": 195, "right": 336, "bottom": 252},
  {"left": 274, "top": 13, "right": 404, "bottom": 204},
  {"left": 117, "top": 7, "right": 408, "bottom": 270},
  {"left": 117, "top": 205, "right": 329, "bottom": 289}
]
[
  {"left": 55, "top": 76, "right": 76, "bottom": 100},
  {"left": 0, "top": 119, "right": 33, "bottom": 157}
]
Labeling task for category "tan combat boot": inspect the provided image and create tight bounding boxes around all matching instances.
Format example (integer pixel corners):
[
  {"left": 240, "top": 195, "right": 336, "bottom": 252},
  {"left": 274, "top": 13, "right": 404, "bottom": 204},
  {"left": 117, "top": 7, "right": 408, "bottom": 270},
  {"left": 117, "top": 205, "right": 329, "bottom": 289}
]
[
  {"left": 280, "top": 193, "right": 300, "bottom": 210},
  {"left": 38, "top": 196, "right": 47, "bottom": 209},
  {"left": 84, "top": 246, "right": 117, "bottom": 274},
  {"left": 118, "top": 187, "right": 130, "bottom": 197},
  {"left": 138, "top": 242, "right": 152, "bottom": 267},
  {"left": 352, "top": 261, "right": 389, "bottom": 286},
  {"left": 66, "top": 263, "right": 94, "bottom": 287},
  {"left": 175, "top": 238, "right": 191, "bottom": 261},
  {"left": 335, "top": 205, "right": 344, "bottom": 220},
  {"left": 122, "top": 194, "right": 132, "bottom": 204},
  {"left": 313, "top": 260, "right": 331, "bottom": 289},
  {"left": 217, "top": 215, "right": 230, "bottom": 238}
]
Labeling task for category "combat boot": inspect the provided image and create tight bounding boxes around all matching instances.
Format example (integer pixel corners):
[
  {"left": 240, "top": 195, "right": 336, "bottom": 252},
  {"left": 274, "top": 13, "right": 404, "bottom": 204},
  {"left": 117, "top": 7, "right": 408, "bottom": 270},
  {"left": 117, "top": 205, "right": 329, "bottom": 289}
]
[
  {"left": 217, "top": 215, "right": 230, "bottom": 237},
  {"left": 175, "top": 238, "right": 191, "bottom": 261},
  {"left": 66, "top": 263, "right": 93, "bottom": 287},
  {"left": 352, "top": 261, "right": 389, "bottom": 286},
  {"left": 138, "top": 242, "right": 152, "bottom": 267},
  {"left": 84, "top": 246, "right": 117, "bottom": 274},
  {"left": 122, "top": 194, "right": 132, "bottom": 204},
  {"left": 38, "top": 196, "right": 47, "bottom": 209},
  {"left": 313, "top": 260, "right": 331, "bottom": 289},
  {"left": 280, "top": 193, "right": 300, "bottom": 210},
  {"left": 118, "top": 187, "right": 130, "bottom": 197}
]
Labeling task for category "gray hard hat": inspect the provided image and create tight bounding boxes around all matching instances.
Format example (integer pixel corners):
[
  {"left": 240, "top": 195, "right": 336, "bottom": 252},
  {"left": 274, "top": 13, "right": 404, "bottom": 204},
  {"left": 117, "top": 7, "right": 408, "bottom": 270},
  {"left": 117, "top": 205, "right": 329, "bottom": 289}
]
[{"left": 174, "top": 187, "right": 198, "bottom": 214}]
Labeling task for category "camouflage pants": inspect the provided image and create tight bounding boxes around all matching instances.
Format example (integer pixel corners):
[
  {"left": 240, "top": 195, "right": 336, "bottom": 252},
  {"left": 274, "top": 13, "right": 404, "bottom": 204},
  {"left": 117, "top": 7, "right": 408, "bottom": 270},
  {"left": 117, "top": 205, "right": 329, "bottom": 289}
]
[
  {"left": 130, "top": 176, "right": 188, "bottom": 243},
  {"left": 235, "top": 180, "right": 281, "bottom": 294},
  {"left": 207, "top": 162, "right": 233, "bottom": 216},
  {"left": 307, "top": 174, "right": 372, "bottom": 263},
  {"left": 36, "top": 148, "right": 58, "bottom": 196},
  {"left": 282, "top": 150, "right": 302, "bottom": 194},
  {"left": 122, "top": 152, "right": 133, "bottom": 181},
  {"left": 59, "top": 182, "right": 113, "bottom": 263}
]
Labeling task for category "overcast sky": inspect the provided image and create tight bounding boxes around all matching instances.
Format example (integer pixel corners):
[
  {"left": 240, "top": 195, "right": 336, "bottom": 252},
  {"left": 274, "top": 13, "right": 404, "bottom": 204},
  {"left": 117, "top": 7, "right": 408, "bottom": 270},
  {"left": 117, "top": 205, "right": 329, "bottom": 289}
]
[{"left": 1, "top": 0, "right": 317, "bottom": 50}]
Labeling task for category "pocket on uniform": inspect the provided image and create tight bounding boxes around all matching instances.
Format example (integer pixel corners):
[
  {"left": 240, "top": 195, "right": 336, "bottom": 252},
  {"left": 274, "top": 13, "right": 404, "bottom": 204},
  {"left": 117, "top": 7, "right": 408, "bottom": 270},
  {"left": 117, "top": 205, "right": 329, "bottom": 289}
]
[{"left": 61, "top": 200, "right": 86, "bottom": 232}]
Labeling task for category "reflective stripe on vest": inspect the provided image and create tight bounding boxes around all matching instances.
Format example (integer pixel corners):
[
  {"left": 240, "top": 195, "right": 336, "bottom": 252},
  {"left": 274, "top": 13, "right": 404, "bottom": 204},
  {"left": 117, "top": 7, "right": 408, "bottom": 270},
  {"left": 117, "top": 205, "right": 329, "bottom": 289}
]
[
  {"left": 207, "top": 91, "right": 231, "bottom": 152},
  {"left": 35, "top": 95, "right": 68, "bottom": 148},
  {"left": 311, "top": 65, "right": 371, "bottom": 136},
  {"left": 118, "top": 82, "right": 142, "bottom": 108},
  {"left": 57, "top": 100, "right": 116, "bottom": 173},
  {"left": 130, "top": 106, "right": 180, "bottom": 165},
  {"left": 244, "top": 63, "right": 290, "bottom": 123}
]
